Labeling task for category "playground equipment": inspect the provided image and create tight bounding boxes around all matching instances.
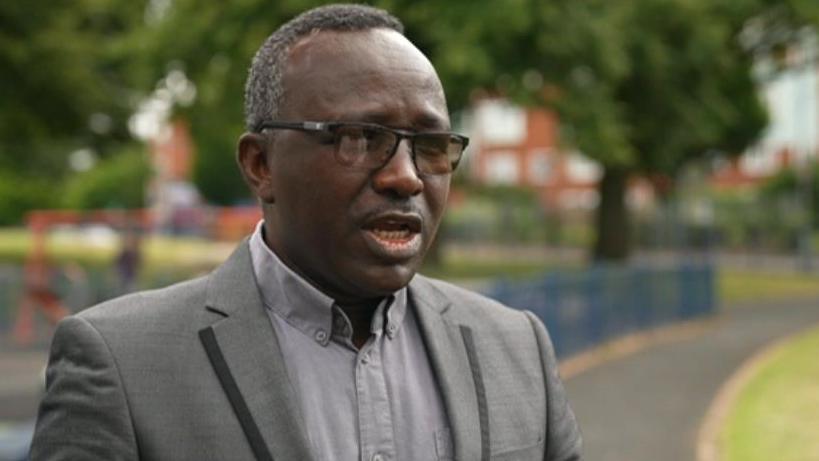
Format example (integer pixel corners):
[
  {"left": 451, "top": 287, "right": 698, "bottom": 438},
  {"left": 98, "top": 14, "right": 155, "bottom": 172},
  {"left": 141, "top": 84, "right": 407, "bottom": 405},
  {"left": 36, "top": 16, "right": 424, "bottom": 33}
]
[
  {"left": 8, "top": 207, "right": 261, "bottom": 345},
  {"left": 11, "top": 210, "right": 149, "bottom": 345}
]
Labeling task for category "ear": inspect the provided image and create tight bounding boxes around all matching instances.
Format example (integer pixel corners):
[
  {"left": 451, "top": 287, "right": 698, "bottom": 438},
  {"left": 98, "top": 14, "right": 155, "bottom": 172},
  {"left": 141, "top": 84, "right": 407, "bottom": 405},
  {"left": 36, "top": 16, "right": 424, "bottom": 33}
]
[{"left": 237, "top": 132, "right": 276, "bottom": 203}]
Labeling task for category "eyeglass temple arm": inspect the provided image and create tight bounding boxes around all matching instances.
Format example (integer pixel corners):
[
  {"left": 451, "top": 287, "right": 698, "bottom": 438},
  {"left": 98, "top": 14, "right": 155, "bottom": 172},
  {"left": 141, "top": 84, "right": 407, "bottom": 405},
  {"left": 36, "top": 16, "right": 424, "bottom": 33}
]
[{"left": 255, "top": 121, "right": 329, "bottom": 133}]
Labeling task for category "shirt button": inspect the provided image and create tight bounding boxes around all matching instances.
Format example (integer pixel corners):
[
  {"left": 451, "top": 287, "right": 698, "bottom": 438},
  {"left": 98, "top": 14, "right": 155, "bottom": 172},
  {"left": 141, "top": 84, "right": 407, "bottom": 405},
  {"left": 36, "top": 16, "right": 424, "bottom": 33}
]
[
  {"left": 314, "top": 329, "right": 327, "bottom": 343},
  {"left": 387, "top": 324, "right": 397, "bottom": 335}
]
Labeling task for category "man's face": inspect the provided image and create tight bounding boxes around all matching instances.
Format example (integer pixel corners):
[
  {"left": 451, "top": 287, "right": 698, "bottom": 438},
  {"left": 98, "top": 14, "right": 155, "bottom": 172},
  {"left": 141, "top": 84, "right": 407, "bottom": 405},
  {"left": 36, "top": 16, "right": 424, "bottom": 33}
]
[{"left": 261, "top": 29, "right": 451, "bottom": 304}]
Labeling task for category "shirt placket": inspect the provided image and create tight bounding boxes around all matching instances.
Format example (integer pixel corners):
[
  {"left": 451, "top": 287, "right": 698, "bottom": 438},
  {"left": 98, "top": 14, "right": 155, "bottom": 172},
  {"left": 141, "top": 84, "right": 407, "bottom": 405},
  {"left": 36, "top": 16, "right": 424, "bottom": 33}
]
[{"left": 355, "top": 333, "right": 395, "bottom": 461}]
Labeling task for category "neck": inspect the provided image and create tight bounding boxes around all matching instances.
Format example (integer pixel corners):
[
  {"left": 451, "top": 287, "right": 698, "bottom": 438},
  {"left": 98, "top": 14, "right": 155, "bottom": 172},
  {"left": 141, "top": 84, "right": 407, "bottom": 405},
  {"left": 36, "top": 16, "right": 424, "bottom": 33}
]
[{"left": 337, "top": 300, "right": 381, "bottom": 349}]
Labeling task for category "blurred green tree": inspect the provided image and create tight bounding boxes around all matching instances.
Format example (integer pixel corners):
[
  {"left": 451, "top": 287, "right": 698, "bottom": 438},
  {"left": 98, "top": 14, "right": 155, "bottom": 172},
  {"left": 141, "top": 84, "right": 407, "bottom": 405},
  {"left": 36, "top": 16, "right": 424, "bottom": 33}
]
[
  {"left": 63, "top": 146, "right": 152, "bottom": 210},
  {"left": 0, "top": 171, "right": 57, "bottom": 225},
  {"left": 0, "top": 0, "right": 147, "bottom": 222},
  {"left": 395, "top": 0, "right": 814, "bottom": 260},
  {"left": 130, "top": 1, "right": 318, "bottom": 205},
  {"left": 137, "top": 0, "right": 817, "bottom": 260},
  {"left": 760, "top": 161, "right": 819, "bottom": 228}
]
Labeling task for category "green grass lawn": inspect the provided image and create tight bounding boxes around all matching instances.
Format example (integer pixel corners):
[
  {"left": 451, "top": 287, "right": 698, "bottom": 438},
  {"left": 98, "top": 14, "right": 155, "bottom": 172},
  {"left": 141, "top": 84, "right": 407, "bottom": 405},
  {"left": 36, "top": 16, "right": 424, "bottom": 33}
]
[
  {"left": 721, "top": 324, "right": 819, "bottom": 461},
  {"left": 0, "top": 228, "right": 30, "bottom": 263},
  {"left": 0, "top": 227, "right": 236, "bottom": 270},
  {"left": 719, "top": 270, "right": 819, "bottom": 305}
]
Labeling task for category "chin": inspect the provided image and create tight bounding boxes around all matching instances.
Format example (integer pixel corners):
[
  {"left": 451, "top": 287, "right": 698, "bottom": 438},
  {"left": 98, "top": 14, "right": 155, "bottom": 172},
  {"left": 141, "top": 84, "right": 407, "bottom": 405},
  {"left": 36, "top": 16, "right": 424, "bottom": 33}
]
[{"left": 356, "top": 264, "right": 417, "bottom": 296}]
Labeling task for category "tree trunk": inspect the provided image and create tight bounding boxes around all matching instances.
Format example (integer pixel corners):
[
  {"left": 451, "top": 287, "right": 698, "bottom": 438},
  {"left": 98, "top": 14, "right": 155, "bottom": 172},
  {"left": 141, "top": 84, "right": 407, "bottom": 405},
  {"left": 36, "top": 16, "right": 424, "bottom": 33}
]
[{"left": 593, "top": 167, "right": 630, "bottom": 261}]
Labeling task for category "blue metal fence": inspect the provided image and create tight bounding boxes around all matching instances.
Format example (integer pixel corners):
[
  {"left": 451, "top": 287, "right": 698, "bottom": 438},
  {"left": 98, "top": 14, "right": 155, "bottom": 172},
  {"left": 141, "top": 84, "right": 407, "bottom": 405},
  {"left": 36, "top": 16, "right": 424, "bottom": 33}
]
[
  {"left": 486, "top": 262, "right": 716, "bottom": 358},
  {"left": 0, "top": 265, "right": 22, "bottom": 334},
  {"left": 2, "top": 261, "right": 716, "bottom": 358}
]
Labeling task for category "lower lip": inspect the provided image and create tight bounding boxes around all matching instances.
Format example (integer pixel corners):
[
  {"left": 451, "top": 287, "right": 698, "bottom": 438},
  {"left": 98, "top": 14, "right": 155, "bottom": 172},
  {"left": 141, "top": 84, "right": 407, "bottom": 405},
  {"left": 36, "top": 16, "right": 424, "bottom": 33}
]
[{"left": 362, "top": 229, "right": 423, "bottom": 261}]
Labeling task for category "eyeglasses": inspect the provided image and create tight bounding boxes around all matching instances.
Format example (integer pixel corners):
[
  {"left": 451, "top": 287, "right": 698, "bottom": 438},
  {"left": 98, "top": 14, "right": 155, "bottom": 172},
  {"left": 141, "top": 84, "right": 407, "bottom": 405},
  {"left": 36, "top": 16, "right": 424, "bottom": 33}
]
[{"left": 255, "top": 121, "right": 469, "bottom": 175}]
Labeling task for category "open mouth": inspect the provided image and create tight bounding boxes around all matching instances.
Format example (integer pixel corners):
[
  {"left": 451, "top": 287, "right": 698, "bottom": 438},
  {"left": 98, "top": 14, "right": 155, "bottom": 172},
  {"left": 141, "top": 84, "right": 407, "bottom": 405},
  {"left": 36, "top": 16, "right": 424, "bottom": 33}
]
[
  {"left": 370, "top": 222, "right": 416, "bottom": 241},
  {"left": 362, "top": 213, "right": 423, "bottom": 259}
]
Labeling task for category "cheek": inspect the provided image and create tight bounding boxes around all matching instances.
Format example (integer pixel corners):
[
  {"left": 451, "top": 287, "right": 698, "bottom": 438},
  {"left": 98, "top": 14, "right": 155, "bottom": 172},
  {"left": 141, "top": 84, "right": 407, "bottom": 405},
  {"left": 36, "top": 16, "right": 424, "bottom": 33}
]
[
  {"left": 423, "top": 176, "right": 451, "bottom": 220},
  {"left": 287, "top": 170, "right": 363, "bottom": 232},
  {"left": 275, "top": 151, "right": 339, "bottom": 208}
]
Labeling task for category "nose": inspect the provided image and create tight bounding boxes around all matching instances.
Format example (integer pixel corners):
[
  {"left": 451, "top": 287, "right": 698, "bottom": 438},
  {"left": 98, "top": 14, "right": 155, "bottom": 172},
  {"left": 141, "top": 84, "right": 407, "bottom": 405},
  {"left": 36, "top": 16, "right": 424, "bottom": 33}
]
[{"left": 371, "top": 139, "right": 424, "bottom": 197}]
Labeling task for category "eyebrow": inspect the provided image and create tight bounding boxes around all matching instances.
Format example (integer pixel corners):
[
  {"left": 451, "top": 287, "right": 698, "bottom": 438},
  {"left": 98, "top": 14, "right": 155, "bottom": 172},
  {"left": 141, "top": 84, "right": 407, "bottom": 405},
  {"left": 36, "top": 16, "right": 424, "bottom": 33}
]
[
  {"left": 335, "top": 111, "right": 450, "bottom": 131},
  {"left": 414, "top": 113, "right": 450, "bottom": 131}
]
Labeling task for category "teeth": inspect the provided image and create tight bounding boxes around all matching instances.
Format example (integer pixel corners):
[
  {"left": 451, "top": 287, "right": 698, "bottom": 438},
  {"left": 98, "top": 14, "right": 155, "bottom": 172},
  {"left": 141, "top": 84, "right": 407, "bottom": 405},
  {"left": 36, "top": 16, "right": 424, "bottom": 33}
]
[{"left": 371, "top": 228, "right": 411, "bottom": 240}]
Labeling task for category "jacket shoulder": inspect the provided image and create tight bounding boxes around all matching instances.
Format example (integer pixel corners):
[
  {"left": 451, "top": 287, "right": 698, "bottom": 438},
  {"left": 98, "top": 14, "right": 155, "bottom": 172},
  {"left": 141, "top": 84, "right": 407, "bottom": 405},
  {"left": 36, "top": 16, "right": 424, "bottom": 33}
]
[
  {"left": 412, "top": 274, "right": 530, "bottom": 328},
  {"left": 76, "top": 275, "right": 210, "bottom": 331}
]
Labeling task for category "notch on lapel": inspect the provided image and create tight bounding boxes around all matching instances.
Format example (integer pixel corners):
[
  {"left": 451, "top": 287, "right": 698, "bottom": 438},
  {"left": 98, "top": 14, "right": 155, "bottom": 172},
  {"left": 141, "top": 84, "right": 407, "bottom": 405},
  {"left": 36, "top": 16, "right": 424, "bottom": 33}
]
[
  {"left": 410, "top": 277, "right": 485, "bottom": 461},
  {"left": 202, "top": 242, "right": 312, "bottom": 460}
]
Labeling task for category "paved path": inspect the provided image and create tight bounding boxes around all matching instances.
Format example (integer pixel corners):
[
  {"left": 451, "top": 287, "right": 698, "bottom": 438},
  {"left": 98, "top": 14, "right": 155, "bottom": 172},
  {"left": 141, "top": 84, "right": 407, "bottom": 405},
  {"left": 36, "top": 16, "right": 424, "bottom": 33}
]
[
  {"left": 0, "top": 335, "right": 49, "bottom": 424},
  {"left": 563, "top": 297, "right": 819, "bottom": 461},
  {"left": 3, "top": 298, "right": 819, "bottom": 461}
]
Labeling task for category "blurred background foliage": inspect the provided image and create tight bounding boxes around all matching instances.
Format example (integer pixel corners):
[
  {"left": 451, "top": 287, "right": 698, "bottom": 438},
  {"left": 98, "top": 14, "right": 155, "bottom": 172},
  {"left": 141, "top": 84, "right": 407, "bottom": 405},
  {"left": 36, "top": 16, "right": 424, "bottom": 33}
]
[
  {"left": 0, "top": 0, "right": 143, "bottom": 172},
  {"left": 62, "top": 147, "right": 151, "bottom": 210},
  {"left": 1, "top": 0, "right": 818, "bottom": 259}
]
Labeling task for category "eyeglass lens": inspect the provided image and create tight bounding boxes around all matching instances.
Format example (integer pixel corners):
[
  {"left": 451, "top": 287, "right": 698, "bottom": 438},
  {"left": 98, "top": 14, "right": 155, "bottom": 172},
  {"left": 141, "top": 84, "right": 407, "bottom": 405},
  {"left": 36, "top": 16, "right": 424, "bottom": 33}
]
[{"left": 333, "top": 125, "right": 463, "bottom": 175}]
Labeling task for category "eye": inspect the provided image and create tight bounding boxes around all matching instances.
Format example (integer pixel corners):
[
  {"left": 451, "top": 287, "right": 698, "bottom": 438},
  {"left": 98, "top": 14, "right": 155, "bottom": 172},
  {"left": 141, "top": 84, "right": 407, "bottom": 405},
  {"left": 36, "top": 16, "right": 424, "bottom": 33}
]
[
  {"left": 335, "top": 125, "right": 366, "bottom": 141},
  {"left": 361, "top": 127, "right": 380, "bottom": 140},
  {"left": 316, "top": 131, "right": 336, "bottom": 145},
  {"left": 414, "top": 135, "right": 448, "bottom": 156}
]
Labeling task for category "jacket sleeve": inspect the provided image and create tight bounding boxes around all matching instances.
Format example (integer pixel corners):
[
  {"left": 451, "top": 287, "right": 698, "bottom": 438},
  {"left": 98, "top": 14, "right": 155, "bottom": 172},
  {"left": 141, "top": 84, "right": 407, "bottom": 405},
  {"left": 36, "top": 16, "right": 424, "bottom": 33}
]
[
  {"left": 523, "top": 311, "right": 583, "bottom": 461},
  {"left": 30, "top": 315, "right": 139, "bottom": 461}
]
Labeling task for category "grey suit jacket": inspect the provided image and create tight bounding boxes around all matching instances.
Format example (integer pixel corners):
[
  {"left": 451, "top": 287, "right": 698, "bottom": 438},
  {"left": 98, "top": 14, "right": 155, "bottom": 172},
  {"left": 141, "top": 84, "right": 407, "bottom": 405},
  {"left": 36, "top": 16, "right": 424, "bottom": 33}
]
[{"left": 31, "top": 241, "right": 581, "bottom": 460}]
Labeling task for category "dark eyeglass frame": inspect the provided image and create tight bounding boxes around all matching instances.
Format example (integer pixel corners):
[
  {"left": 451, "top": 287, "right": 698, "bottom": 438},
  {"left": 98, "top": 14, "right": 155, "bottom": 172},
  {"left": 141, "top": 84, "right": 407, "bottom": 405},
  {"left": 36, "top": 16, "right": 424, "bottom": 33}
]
[{"left": 255, "top": 120, "right": 469, "bottom": 175}]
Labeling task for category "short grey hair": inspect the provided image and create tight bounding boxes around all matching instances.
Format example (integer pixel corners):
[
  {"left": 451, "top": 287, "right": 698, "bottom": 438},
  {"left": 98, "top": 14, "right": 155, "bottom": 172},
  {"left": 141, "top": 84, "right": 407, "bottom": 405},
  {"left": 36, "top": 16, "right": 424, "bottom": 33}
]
[{"left": 244, "top": 4, "right": 404, "bottom": 132}]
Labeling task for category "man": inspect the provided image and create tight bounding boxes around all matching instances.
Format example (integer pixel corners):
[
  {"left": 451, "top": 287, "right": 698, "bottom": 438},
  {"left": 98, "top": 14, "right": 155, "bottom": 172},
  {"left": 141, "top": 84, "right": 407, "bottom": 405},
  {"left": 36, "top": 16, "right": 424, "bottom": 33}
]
[{"left": 31, "top": 4, "right": 582, "bottom": 460}]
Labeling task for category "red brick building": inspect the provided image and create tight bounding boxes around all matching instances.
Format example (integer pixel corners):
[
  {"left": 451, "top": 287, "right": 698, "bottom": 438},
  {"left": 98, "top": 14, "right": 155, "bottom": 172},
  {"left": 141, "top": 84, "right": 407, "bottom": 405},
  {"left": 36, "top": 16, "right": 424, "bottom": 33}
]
[
  {"left": 465, "top": 60, "right": 819, "bottom": 209},
  {"left": 465, "top": 99, "right": 653, "bottom": 211}
]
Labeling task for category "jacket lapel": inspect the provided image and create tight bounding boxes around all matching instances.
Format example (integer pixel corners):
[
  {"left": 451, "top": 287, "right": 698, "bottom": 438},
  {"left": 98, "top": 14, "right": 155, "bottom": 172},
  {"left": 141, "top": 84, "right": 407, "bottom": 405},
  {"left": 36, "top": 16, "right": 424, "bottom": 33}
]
[
  {"left": 410, "top": 277, "right": 482, "bottom": 460},
  {"left": 202, "top": 241, "right": 312, "bottom": 460},
  {"left": 199, "top": 245, "right": 485, "bottom": 460}
]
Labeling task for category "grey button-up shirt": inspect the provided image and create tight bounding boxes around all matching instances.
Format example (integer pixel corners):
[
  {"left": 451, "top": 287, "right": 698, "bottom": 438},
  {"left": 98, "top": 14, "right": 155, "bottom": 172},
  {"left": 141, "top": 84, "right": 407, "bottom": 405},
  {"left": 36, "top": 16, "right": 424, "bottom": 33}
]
[{"left": 249, "top": 223, "right": 452, "bottom": 461}]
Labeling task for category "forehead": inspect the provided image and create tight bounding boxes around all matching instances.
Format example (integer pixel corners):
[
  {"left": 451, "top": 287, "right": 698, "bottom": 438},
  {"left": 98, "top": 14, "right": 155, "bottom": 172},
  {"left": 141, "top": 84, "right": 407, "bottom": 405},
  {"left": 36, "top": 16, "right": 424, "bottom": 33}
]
[{"left": 280, "top": 29, "right": 448, "bottom": 127}]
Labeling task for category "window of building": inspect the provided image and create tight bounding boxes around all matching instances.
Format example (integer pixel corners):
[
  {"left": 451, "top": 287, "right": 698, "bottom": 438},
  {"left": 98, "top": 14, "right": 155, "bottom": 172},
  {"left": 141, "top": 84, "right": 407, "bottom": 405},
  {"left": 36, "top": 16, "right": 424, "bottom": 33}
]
[
  {"left": 528, "top": 149, "right": 553, "bottom": 185},
  {"left": 566, "top": 152, "right": 602, "bottom": 183},
  {"left": 485, "top": 151, "right": 519, "bottom": 184},
  {"left": 475, "top": 100, "right": 527, "bottom": 146},
  {"left": 740, "top": 146, "right": 779, "bottom": 177}
]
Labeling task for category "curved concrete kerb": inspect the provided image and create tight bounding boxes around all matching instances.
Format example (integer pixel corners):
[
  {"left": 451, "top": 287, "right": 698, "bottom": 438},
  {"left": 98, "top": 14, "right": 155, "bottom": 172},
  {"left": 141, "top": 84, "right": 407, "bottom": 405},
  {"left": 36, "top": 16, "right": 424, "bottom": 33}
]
[{"left": 696, "top": 322, "right": 819, "bottom": 461}]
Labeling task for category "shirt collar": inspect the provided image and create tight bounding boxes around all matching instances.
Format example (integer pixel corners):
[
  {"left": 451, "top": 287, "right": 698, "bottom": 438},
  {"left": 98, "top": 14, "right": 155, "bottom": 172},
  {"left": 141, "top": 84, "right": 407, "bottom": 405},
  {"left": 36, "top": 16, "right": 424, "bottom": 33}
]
[{"left": 248, "top": 221, "right": 407, "bottom": 345}]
